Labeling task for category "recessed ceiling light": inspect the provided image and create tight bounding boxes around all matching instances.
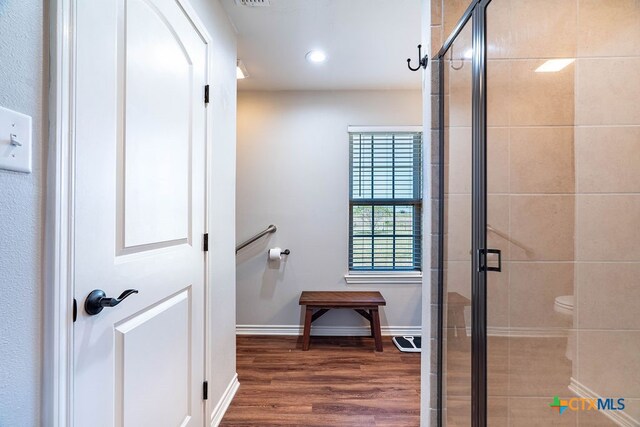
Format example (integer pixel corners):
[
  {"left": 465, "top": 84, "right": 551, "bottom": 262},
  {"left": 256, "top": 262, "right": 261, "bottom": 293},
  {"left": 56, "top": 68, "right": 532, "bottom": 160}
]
[
  {"left": 237, "top": 60, "right": 249, "bottom": 79},
  {"left": 535, "top": 58, "right": 575, "bottom": 73},
  {"left": 305, "top": 50, "right": 327, "bottom": 64}
]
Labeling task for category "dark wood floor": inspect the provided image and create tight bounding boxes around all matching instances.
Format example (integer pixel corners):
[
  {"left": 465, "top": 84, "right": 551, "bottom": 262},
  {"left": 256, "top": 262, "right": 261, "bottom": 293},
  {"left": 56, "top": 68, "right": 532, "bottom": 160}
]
[{"left": 220, "top": 335, "right": 421, "bottom": 427}]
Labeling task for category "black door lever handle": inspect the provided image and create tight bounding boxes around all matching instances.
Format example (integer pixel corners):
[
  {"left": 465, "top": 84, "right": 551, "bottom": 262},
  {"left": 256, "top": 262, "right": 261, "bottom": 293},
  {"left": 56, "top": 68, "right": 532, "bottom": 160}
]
[{"left": 84, "top": 289, "right": 139, "bottom": 315}]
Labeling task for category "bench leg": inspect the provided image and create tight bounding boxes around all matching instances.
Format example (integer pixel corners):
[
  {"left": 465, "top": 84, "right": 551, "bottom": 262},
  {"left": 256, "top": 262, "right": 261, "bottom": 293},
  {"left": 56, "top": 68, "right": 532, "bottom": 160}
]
[
  {"left": 371, "top": 308, "right": 383, "bottom": 352},
  {"left": 367, "top": 309, "right": 375, "bottom": 337},
  {"left": 302, "top": 307, "right": 313, "bottom": 351}
]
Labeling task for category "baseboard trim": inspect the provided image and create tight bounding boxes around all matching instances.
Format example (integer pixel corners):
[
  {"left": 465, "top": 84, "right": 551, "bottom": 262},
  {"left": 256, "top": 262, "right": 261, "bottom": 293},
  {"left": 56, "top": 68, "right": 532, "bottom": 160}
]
[
  {"left": 236, "top": 324, "right": 421, "bottom": 337},
  {"left": 210, "top": 373, "right": 239, "bottom": 427},
  {"left": 569, "top": 377, "right": 637, "bottom": 427}
]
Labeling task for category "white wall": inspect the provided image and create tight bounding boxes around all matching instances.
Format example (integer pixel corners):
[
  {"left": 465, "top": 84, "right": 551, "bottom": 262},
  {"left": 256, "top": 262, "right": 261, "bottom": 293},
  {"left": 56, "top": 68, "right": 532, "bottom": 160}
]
[
  {"left": 236, "top": 90, "right": 423, "bottom": 331},
  {"left": 0, "top": 1, "right": 46, "bottom": 425},
  {"left": 189, "top": 0, "right": 239, "bottom": 418}
]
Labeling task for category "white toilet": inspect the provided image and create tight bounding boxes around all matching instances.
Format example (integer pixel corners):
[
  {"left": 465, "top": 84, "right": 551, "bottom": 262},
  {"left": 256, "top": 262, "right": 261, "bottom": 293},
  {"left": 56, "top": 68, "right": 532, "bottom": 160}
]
[{"left": 554, "top": 295, "right": 575, "bottom": 361}]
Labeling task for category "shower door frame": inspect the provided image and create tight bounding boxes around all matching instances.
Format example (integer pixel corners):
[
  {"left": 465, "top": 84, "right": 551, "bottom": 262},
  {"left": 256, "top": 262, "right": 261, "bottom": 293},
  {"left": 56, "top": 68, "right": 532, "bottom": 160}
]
[{"left": 436, "top": 0, "right": 492, "bottom": 426}]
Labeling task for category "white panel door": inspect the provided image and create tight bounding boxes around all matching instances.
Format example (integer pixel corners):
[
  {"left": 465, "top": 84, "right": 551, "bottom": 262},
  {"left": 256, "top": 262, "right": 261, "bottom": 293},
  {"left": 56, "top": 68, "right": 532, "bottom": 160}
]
[{"left": 73, "top": 0, "right": 208, "bottom": 425}]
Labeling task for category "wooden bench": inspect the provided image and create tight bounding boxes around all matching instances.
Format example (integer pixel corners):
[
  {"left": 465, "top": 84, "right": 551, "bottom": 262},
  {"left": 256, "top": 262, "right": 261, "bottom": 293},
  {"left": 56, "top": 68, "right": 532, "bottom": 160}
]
[{"left": 298, "top": 291, "right": 387, "bottom": 352}]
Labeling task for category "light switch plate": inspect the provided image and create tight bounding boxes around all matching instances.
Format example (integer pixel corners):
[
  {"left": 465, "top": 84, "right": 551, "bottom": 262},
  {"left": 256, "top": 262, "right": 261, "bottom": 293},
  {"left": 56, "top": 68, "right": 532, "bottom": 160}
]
[{"left": 0, "top": 106, "right": 32, "bottom": 173}]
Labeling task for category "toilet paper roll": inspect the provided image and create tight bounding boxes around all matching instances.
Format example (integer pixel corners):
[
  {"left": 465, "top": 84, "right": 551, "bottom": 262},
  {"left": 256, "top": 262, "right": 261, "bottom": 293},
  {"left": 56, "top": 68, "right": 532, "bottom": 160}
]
[{"left": 268, "top": 247, "right": 282, "bottom": 261}]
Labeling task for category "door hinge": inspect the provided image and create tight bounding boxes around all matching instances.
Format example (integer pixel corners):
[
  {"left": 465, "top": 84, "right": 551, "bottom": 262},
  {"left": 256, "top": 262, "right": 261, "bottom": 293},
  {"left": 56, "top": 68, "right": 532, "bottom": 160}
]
[
  {"left": 203, "top": 233, "right": 209, "bottom": 252},
  {"left": 73, "top": 298, "right": 78, "bottom": 322},
  {"left": 203, "top": 380, "right": 208, "bottom": 400},
  {"left": 204, "top": 85, "right": 210, "bottom": 105}
]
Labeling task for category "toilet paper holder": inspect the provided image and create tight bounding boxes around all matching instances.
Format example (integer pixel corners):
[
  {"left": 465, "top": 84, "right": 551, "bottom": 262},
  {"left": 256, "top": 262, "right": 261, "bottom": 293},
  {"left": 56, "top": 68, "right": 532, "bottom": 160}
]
[{"left": 267, "top": 247, "right": 291, "bottom": 261}]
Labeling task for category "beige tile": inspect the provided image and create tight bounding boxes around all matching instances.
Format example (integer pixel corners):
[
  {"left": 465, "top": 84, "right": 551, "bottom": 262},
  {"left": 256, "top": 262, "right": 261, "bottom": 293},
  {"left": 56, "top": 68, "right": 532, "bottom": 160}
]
[
  {"left": 431, "top": 0, "right": 442, "bottom": 26},
  {"left": 487, "top": 60, "right": 510, "bottom": 127},
  {"left": 510, "top": 196, "right": 575, "bottom": 261},
  {"left": 509, "top": 263, "right": 574, "bottom": 329},
  {"left": 488, "top": 261, "right": 509, "bottom": 328},
  {"left": 445, "top": 261, "right": 471, "bottom": 304},
  {"left": 576, "top": 262, "right": 640, "bottom": 330},
  {"left": 576, "top": 408, "right": 619, "bottom": 427},
  {"left": 509, "top": 337, "right": 573, "bottom": 397},
  {"left": 578, "top": 0, "right": 640, "bottom": 57},
  {"left": 448, "top": 59, "right": 509, "bottom": 127},
  {"left": 625, "top": 399, "right": 640, "bottom": 425},
  {"left": 488, "top": 127, "right": 509, "bottom": 194},
  {"left": 509, "top": 396, "right": 578, "bottom": 425},
  {"left": 489, "top": 337, "right": 510, "bottom": 397},
  {"left": 576, "top": 58, "right": 640, "bottom": 126},
  {"left": 444, "top": 195, "right": 471, "bottom": 261},
  {"left": 448, "top": 60, "right": 472, "bottom": 127},
  {"left": 431, "top": 25, "right": 443, "bottom": 58},
  {"left": 576, "top": 195, "right": 640, "bottom": 261},
  {"left": 487, "top": 397, "right": 509, "bottom": 426},
  {"left": 510, "top": 127, "right": 575, "bottom": 194},
  {"left": 445, "top": 127, "right": 472, "bottom": 194},
  {"left": 446, "top": 397, "right": 472, "bottom": 426},
  {"left": 445, "top": 341, "right": 511, "bottom": 401},
  {"left": 445, "top": 396, "right": 509, "bottom": 426},
  {"left": 486, "top": 0, "right": 512, "bottom": 60},
  {"left": 576, "top": 126, "right": 640, "bottom": 193},
  {"left": 443, "top": 0, "right": 472, "bottom": 41},
  {"left": 446, "top": 340, "right": 472, "bottom": 397},
  {"left": 488, "top": 195, "right": 510, "bottom": 260},
  {"left": 444, "top": 263, "right": 508, "bottom": 338},
  {"left": 508, "top": 0, "right": 577, "bottom": 59},
  {"left": 510, "top": 60, "right": 575, "bottom": 126},
  {"left": 577, "top": 331, "right": 640, "bottom": 398}
]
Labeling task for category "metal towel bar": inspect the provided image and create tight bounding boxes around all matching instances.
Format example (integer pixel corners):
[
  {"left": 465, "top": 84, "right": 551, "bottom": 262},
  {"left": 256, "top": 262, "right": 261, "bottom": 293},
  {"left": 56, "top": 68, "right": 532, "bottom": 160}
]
[{"left": 236, "top": 224, "right": 277, "bottom": 253}]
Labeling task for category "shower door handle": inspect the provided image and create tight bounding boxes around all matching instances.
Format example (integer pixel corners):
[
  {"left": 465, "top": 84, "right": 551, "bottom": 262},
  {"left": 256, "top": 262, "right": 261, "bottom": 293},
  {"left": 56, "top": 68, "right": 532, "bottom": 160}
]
[{"left": 479, "top": 248, "right": 501, "bottom": 272}]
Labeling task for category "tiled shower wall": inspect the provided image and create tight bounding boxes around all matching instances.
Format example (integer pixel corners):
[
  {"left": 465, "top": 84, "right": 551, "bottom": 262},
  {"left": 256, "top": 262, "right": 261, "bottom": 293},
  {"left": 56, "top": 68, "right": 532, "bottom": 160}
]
[
  {"left": 573, "top": 0, "right": 640, "bottom": 422},
  {"left": 431, "top": 0, "right": 640, "bottom": 424}
]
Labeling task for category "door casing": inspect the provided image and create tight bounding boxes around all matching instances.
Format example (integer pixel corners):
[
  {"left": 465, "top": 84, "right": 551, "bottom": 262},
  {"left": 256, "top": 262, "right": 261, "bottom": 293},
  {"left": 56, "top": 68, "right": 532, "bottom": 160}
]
[{"left": 45, "top": 0, "right": 214, "bottom": 424}]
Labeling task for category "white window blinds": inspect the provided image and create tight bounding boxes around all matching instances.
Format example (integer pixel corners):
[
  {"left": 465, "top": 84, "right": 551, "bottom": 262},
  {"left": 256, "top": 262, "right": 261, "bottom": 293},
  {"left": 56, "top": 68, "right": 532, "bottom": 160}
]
[{"left": 349, "top": 131, "right": 423, "bottom": 271}]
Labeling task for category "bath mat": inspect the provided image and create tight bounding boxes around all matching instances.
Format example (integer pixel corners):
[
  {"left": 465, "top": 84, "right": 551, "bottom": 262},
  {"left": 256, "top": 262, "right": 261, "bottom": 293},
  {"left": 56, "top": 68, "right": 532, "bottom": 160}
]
[{"left": 392, "top": 336, "right": 421, "bottom": 353}]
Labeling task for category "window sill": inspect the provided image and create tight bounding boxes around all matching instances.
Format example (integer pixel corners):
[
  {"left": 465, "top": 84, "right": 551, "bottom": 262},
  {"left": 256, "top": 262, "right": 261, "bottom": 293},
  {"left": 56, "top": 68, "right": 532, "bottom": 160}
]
[{"left": 344, "top": 272, "right": 423, "bottom": 285}]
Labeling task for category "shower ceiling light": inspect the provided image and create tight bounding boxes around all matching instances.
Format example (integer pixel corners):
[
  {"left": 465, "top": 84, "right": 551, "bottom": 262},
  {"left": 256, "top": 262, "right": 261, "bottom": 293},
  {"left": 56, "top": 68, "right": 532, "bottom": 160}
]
[
  {"left": 305, "top": 50, "right": 327, "bottom": 64},
  {"left": 535, "top": 58, "right": 575, "bottom": 72}
]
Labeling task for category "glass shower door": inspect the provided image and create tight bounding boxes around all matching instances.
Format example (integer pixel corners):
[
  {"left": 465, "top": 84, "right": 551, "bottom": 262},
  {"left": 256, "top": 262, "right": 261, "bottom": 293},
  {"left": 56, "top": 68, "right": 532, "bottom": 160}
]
[
  {"left": 439, "top": 0, "right": 640, "bottom": 425},
  {"left": 440, "top": 16, "right": 475, "bottom": 427},
  {"left": 482, "top": 0, "right": 640, "bottom": 425}
]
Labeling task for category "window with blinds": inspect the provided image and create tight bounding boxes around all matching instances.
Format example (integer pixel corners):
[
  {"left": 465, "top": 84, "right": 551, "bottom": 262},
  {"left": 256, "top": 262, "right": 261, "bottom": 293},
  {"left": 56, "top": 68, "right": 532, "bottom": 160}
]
[{"left": 349, "top": 130, "right": 422, "bottom": 271}]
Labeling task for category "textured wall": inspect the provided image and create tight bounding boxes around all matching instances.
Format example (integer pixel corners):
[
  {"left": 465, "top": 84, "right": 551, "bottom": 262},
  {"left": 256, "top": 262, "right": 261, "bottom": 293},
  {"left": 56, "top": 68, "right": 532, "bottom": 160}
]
[
  {"left": 0, "top": 0, "right": 46, "bottom": 426},
  {"left": 236, "top": 90, "right": 423, "bottom": 331}
]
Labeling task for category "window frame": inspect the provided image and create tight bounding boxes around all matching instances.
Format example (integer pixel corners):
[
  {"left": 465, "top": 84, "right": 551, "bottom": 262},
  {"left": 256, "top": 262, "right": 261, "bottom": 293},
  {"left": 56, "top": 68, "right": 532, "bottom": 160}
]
[{"left": 346, "top": 126, "right": 423, "bottom": 280}]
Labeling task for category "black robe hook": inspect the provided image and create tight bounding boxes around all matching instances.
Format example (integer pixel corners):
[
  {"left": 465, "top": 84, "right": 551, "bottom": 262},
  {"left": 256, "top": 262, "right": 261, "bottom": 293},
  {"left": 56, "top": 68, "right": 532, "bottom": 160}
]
[{"left": 407, "top": 44, "right": 428, "bottom": 71}]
